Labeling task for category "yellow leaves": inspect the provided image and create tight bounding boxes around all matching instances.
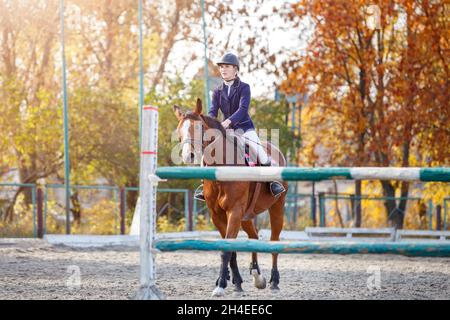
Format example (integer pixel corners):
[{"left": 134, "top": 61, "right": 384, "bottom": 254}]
[
  {"left": 361, "top": 199, "right": 386, "bottom": 228},
  {"left": 422, "top": 182, "right": 450, "bottom": 205},
  {"left": 282, "top": 0, "right": 448, "bottom": 168},
  {"left": 0, "top": 192, "right": 35, "bottom": 237},
  {"left": 157, "top": 216, "right": 187, "bottom": 233}
]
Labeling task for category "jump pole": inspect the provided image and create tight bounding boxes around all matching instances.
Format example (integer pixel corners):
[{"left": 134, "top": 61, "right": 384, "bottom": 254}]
[
  {"left": 155, "top": 239, "right": 450, "bottom": 257},
  {"left": 155, "top": 167, "right": 450, "bottom": 182},
  {"left": 153, "top": 166, "right": 450, "bottom": 258}
]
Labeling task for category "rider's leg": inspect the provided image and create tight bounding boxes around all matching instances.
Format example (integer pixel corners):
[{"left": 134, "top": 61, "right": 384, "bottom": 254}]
[
  {"left": 242, "top": 130, "right": 285, "bottom": 197},
  {"left": 194, "top": 156, "right": 205, "bottom": 201},
  {"left": 242, "top": 130, "right": 270, "bottom": 165}
]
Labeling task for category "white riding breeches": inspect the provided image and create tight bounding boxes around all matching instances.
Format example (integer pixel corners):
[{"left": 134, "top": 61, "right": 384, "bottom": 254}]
[{"left": 242, "top": 130, "right": 269, "bottom": 165}]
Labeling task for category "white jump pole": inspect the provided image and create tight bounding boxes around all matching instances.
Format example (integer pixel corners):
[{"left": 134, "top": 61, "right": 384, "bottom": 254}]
[{"left": 136, "top": 105, "right": 164, "bottom": 300}]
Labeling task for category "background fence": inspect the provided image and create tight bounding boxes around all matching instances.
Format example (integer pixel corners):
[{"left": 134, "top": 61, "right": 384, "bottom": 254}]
[{"left": 1, "top": 182, "right": 448, "bottom": 237}]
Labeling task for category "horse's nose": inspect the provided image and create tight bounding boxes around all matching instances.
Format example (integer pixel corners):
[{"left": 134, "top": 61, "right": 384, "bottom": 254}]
[{"left": 183, "top": 152, "right": 195, "bottom": 164}]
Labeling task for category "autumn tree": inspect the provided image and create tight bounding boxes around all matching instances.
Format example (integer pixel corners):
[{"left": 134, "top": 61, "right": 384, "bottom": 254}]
[
  {"left": 1, "top": 0, "right": 303, "bottom": 229},
  {"left": 281, "top": 0, "right": 448, "bottom": 228},
  {"left": 0, "top": 0, "right": 62, "bottom": 220}
]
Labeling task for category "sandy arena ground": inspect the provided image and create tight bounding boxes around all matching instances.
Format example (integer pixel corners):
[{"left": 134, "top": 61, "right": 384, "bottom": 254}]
[{"left": 0, "top": 239, "right": 449, "bottom": 300}]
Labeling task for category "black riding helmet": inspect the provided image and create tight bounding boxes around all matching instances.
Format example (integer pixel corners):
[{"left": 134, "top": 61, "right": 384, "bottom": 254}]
[{"left": 217, "top": 53, "right": 240, "bottom": 71}]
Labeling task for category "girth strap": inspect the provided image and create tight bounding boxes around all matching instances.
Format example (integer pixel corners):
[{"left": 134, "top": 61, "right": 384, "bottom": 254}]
[{"left": 242, "top": 182, "right": 262, "bottom": 221}]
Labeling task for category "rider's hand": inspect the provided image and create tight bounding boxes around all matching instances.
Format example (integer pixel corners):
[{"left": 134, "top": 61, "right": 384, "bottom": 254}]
[{"left": 221, "top": 119, "right": 232, "bottom": 129}]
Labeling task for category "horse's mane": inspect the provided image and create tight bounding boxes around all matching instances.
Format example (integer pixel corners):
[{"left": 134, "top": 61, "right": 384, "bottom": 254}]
[{"left": 184, "top": 112, "right": 226, "bottom": 136}]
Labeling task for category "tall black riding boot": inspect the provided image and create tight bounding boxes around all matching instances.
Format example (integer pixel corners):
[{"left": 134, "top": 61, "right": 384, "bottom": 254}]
[{"left": 260, "top": 157, "right": 286, "bottom": 198}]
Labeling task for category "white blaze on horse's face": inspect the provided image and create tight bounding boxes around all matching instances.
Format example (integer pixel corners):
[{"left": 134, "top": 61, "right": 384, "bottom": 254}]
[
  {"left": 180, "top": 119, "right": 193, "bottom": 164},
  {"left": 179, "top": 117, "right": 203, "bottom": 164}
]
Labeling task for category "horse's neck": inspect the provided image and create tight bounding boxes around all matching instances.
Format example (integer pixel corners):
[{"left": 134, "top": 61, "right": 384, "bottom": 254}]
[{"left": 203, "top": 133, "right": 244, "bottom": 166}]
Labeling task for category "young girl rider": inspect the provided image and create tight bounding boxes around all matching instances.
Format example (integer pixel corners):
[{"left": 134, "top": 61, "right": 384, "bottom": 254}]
[{"left": 194, "top": 52, "right": 286, "bottom": 201}]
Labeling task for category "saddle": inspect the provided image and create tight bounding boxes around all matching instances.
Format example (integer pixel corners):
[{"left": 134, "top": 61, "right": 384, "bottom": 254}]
[
  {"left": 227, "top": 132, "right": 264, "bottom": 167},
  {"left": 228, "top": 133, "right": 267, "bottom": 221}
]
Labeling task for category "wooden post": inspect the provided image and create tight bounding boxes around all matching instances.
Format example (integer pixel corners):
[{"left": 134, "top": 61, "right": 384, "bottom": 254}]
[
  {"left": 36, "top": 179, "right": 45, "bottom": 238},
  {"left": 436, "top": 204, "right": 442, "bottom": 231},
  {"left": 428, "top": 200, "right": 433, "bottom": 230},
  {"left": 444, "top": 201, "right": 448, "bottom": 231},
  {"left": 120, "top": 187, "right": 126, "bottom": 235},
  {"left": 293, "top": 182, "right": 298, "bottom": 225},
  {"left": 354, "top": 181, "right": 362, "bottom": 227},
  {"left": 350, "top": 194, "right": 362, "bottom": 228},
  {"left": 311, "top": 194, "right": 316, "bottom": 227},
  {"left": 311, "top": 162, "right": 316, "bottom": 226},
  {"left": 311, "top": 182, "right": 316, "bottom": 226},
  {"left": 188, "top": 190, "right": 194, "bottom": 231},
  {"left": 319, "top": 192, "right": 326, "bottom": 227}
]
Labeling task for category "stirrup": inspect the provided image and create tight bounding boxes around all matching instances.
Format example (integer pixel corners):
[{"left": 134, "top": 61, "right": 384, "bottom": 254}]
[
  {"left": 194, "top": 192, "right": 205, "bottom": 202},
  {"left": 194, "top": 184, "right": 205, "bottom": 202},
  {"left": 269, "top": 181, "right": 286, "bottom": 197}
]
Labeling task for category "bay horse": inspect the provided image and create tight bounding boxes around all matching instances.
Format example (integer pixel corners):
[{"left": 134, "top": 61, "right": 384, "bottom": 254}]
[{"left": 173, "top": 98, "right": 287, "bottom": 297}]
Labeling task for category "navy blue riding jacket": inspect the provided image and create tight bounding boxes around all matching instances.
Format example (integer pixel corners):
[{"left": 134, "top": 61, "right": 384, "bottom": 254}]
[{"left": 208, "top": 77, "right": 255, "bottom": 132}]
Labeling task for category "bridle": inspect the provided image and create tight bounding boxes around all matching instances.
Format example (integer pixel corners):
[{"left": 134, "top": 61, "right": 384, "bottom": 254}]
[
  {"left": 180, "top": 137, "right": 205, "bottom": 152},
  {"left": 179, "top": 114, "right": 250, "bottom": 165},
  {"left": 180, "top": 116, "right": 208, "bottom": 153}
]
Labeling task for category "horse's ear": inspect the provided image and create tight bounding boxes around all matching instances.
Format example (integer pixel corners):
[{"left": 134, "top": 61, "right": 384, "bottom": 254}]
[
  {"left": 195, "top": 98, "right": 203, "bottom": 115},
  {"left": 173, "top": 105, "right": 184, "bottom": 120}
]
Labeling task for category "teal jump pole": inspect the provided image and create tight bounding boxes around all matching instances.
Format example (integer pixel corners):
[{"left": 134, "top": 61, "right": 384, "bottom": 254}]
[
  {"left": 155, "top": 167, "right": 450, "bottom": 182},
  {"left": 155, "top": 239, "right": 450, "bottom": 257}
]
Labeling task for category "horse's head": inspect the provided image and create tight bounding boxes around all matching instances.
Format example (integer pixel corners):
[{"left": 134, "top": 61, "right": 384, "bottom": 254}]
[{"left": 173, "top": 98, "right": 216, "bottom": 164}]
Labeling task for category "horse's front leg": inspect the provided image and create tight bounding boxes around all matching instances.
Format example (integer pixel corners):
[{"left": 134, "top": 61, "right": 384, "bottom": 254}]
[
  {"left": 212, "top": 207, "right": 243, "bottom": 297},
  {"left": 211, "top": 251, "right": 232, "bottom": 297},
  {"left": 210, "top": 207, "right": 229, "bottom": 297},
  {"left": 230, "top": 251, "right": 243, "bottom": 293},
  {"left": 241, "top": 220, "right": 266, "bottom": 289},
  {"left": 268, "top": 198, "right": 284, "bottom": 291}
]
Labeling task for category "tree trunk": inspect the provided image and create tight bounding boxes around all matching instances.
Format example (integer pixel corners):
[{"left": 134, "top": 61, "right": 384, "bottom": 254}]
[
  {"left": 126, "top": 186, "right": 139, "bottom": 223},
  {"left": 150, "top": 3, "right": 181, "bottom": 92},
  {"left": 436, "top": 205, "right": 442, "bottom": 231},
  {"left": 418, "top": 200, "right": 427, "bottom": 229},
  {"left": 353, "top": 180, "right": 362, "bottom": 227},
  {"left": 381, "top": 181, "right": 404, "bottom": 229},
  {"left": 332, "top": 180, "right": 344, "bottom": 227},
  {"left": 4, "top": 186, "right": 24, "bottom": 222},
  {"left": 70, "top": 191, "right": 82, "bottom": 226}
]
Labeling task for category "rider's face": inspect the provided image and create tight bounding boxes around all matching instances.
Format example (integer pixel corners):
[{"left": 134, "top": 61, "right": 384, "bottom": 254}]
[{"left": 219, "top": 64, "right": 237, "bottom": 81}]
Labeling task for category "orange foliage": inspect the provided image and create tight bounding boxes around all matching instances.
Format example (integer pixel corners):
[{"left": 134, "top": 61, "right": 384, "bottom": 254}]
[{"left": 282, "top": 0, "right": 449, "bottom": 167}]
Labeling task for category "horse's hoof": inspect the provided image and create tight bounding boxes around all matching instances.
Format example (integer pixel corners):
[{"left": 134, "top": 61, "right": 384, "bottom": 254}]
[
  {"left": 233, "top": 285, "right": 244, "bottom": 293},
  {"left": 251, "top": 270, "right": 267, "bottom": 289},
  {"left": 232, "top": 290, "right": 244, "bottom": 297},
  {"left": 212, "top": 287, "right": 225, "bottom": 297},
  {"left": 270, "top": 284, "right": 280, "bottom": 291}
]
